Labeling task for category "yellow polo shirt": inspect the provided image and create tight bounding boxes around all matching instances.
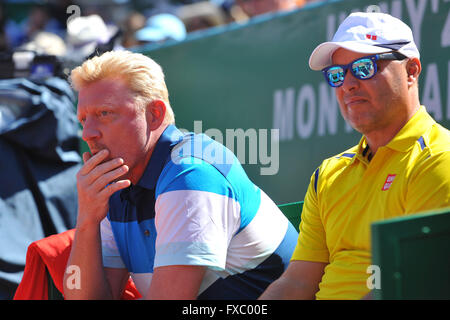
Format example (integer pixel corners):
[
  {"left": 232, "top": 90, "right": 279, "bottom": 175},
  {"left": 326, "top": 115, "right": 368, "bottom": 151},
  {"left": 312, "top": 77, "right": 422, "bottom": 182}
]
[{"left": 291, "top": 106, "right": 450, "bottom": 300}]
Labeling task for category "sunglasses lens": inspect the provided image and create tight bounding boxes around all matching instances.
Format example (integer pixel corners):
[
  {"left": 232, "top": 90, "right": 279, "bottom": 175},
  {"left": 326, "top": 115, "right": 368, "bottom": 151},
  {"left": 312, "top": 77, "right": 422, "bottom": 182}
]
[
  {"left": 326, "top": 66, "right": 345, "bottom": 87},
  {"left": 352, "top": 59, "right": 375, "bottom": 79}
]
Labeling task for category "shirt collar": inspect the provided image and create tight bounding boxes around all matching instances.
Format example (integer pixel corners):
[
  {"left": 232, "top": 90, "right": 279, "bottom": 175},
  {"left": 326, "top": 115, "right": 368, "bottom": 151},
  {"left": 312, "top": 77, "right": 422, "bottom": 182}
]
[
  {"left": 385, "top": 105, "right": 435, "bottom": 152},
  {"left": 136, "top": 124, "right": 184, "bottom": 190},
  {"left": 354, "top": 137, "right": 371, "bottom": 164}
]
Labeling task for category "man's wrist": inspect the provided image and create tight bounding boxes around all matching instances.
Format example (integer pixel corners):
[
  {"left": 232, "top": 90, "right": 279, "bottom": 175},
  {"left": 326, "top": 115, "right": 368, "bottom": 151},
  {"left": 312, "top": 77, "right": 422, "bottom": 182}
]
[{"left": 75, "top": 214, "right": 102, "bottom": 232}]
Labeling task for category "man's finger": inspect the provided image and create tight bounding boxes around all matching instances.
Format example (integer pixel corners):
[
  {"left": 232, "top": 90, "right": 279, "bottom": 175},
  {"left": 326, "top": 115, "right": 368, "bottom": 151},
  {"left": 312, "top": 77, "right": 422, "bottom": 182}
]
[
  {"left": 101, "top": 179, "right": 131, "bottom": 198},
  {"left": 82, "top": 152, "right": 92, "bottom": 163},
  {"left": 86, "top": 157, "right": 125, "bottom": 185},
  {"left": 79, "top": 149, "right": 109, "bottom": 175},
  {"left": 91, "top": 164, "right": 129, "bottom": 192}
]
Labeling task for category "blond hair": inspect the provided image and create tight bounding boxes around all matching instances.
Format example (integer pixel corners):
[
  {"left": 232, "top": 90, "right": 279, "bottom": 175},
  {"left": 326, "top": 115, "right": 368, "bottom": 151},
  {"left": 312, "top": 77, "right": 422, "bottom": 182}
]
[{"left": 70, "top": 50, "right": 175, "bottom": 124}]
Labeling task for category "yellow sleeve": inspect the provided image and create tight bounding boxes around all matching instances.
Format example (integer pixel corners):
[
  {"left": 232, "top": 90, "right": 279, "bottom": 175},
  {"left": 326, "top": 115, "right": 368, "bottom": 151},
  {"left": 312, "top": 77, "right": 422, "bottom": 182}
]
[
  {"left": 405, "top": 150, "right": 450, "bottom": 214},
  {"left": 291, "top": 167, "right": 329, "bottom": 263}
]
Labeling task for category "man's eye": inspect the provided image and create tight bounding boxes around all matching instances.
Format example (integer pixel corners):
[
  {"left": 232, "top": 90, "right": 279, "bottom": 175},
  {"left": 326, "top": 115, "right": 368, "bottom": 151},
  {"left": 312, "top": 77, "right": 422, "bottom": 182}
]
[{"left": 99, "top": 111, "right": 110, "bottom": 117}]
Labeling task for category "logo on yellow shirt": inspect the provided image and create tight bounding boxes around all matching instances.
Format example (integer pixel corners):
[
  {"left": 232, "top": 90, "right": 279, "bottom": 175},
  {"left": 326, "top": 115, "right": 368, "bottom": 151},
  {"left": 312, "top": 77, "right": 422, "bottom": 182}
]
[{"left": 382, "top": 174, "right": 396, "bottom": 191}]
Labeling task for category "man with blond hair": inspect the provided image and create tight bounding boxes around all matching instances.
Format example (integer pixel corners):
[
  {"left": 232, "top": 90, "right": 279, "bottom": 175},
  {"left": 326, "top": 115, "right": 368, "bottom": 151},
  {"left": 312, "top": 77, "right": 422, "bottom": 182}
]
[
  {"left": 260, "top": 12, "right": 450, "bottom": 300},
  {"left": 63, "top": 50, "right": 298, "bottom": 299}
]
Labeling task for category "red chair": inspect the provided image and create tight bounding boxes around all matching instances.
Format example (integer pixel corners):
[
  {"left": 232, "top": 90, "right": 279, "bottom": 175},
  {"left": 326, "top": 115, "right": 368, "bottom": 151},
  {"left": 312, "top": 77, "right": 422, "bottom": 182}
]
[{"left": 14, "top": 229, "right": 141, "bottom": 300}]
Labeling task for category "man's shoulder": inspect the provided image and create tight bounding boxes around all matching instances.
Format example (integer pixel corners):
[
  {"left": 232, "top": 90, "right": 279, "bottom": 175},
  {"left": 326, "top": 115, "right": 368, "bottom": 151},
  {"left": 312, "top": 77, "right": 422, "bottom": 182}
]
[
  {"left": 410, "top": 124, "right": 450, "bottom": 175},
  {"left": 317, "top": 145, "right": 359, "bottom": 172},
  {"left": 426, "top": 122, "right": 450, "bottom": 153},
  {"left": 156, "top": 156, "right": 232, "bottom": 196},
  {"left": 169, "top": 132, "right": 240, "bottom": 175}
]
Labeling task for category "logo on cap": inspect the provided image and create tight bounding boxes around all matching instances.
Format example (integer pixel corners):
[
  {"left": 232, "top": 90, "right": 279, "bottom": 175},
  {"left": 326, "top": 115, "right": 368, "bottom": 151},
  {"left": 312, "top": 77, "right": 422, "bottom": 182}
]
[{"left": 366, "top": 34, "right": 377, "bottom": 40}]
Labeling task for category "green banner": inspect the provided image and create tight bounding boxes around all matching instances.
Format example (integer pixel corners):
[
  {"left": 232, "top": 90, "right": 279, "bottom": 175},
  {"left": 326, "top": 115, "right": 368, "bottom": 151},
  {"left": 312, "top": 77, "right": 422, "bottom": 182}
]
[{"left": 138, "top": 0, "right": 450, "bottom": 204}]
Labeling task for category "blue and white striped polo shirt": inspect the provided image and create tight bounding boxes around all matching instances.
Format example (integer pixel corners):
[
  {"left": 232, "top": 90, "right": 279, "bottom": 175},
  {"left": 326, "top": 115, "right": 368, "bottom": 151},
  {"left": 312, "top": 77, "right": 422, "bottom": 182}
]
[{"left": 101, "top": 125, "right": 298, "bottom": 299}]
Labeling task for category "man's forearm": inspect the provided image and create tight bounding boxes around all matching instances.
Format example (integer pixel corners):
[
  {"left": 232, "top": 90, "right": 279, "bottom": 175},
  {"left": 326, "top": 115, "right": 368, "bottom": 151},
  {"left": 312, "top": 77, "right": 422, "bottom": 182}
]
[
  {"left": 259, "top": 277, "right": 317, "bottom": 300},
  {"left": 259, "top": 260, "right": 325, "bottom": 300},
  {"left": 63, "top": 222, "right": 112, "bottom": 299}
]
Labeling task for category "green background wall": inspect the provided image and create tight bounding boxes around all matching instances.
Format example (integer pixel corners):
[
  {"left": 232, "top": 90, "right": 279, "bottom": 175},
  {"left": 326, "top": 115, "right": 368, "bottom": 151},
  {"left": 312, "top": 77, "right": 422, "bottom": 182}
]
[{"left": 136, "top": 0, "right": 450, "bottom": 204}]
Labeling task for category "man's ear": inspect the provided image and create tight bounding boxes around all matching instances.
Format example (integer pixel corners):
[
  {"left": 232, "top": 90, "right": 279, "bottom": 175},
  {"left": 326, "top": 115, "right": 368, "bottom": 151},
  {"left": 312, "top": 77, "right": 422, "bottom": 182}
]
[
  {"left": 146, "top": 99, "right": 166, "bottom": 130},
  {"left": 406, "top": 57, "right": 421, "bottom": 87}
]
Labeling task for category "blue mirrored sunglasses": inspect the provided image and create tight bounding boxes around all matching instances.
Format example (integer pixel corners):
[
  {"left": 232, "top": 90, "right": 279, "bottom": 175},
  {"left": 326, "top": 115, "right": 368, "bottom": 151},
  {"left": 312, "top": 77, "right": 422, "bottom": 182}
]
[{"left": 322, "top": 52, "right": 407, "bottom": 88}]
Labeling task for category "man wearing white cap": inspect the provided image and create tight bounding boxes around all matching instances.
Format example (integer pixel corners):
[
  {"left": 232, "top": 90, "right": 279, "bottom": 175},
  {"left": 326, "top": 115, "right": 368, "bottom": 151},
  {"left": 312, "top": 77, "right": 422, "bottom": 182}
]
[{"left": 260, "top": 12, "right": 450, "bottom": 300}]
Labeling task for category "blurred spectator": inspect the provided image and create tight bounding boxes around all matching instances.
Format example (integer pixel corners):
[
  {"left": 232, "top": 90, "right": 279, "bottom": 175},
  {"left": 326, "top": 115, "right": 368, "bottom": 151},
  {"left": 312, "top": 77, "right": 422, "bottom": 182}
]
[
  {"left": 46, "top": 0, "right": 76, "bottom": 33},
  {"left": 233, "top": 0, "right": 300, "bottom": 19},
  {"left": 20, "top": 31, "right": 67, "bottom": 57},
  {"left": 121, "top": 11, "right": 146, "bottom": 48},
  {"left": 135, "top": 13, "right": 187, "bottom": 44},
  {"left": 26, "top": 6, "right": 51, "bottom": 38},
  {"left": 177, "top": 1, "right": 227, "bottom": 33},
  {"left": 65, "top": 14, "right": 120, "bottom": 63},
  {"left": 1, "top": 0, "right": 315, "bottom": 53},
  {"left": 4, "top": 4, "right": 65, "bottom": 50}
]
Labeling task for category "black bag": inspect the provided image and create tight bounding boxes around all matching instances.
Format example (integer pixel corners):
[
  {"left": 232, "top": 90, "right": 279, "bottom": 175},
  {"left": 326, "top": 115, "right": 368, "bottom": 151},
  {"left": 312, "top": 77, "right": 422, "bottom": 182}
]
[{"left": 0, "top": 76, "right": 81, "bottom": 299}]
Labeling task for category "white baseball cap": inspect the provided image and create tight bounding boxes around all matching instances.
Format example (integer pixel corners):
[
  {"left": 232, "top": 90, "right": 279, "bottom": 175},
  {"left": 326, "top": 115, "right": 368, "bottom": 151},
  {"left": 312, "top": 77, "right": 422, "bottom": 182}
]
[{"left": 309, "top": 12, "right": 420, "bottom": 71}]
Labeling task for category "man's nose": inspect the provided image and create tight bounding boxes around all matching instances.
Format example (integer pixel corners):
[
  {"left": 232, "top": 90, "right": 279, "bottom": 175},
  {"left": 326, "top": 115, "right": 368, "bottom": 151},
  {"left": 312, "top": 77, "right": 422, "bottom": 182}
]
[
  {"left": 341, "top": 71, "right": 360, "bottom": 92},
  {"left": 81, "top": 118, "right": 101, "bottom": 142}
]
